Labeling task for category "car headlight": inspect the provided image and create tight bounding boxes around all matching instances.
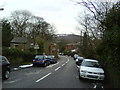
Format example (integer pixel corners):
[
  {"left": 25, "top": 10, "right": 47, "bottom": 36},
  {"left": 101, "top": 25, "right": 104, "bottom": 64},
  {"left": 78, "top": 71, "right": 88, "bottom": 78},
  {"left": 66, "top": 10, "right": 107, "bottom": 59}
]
[{"left": 81, "top": 70, "right": 87, "bottom": 73}]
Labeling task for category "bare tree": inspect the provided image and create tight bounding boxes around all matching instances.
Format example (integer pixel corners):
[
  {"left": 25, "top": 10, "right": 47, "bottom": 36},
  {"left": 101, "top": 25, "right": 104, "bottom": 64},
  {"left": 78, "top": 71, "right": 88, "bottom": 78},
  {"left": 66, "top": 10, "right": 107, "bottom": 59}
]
[
  {"left": 11, "top": 10, "right": 32, "bottom": 37},
  {"left": 75, "top": 0, "right": 116, "bottom": 39}
]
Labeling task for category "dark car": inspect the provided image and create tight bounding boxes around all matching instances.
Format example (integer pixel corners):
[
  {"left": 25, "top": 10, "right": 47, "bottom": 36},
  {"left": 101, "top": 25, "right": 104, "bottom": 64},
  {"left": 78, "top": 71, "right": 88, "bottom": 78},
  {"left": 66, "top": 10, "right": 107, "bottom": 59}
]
[
  {"left": 33, "top": 55, "right": 50, "bottom": 67},
  {"left": 0, "top": 56, "right": 10, "bottom": 79},
  {"left": 46, "top": 55, "right": 57, "bottom": 64},
  {"left": 76, "top": 56, "right": 84, "bottom": 66}
]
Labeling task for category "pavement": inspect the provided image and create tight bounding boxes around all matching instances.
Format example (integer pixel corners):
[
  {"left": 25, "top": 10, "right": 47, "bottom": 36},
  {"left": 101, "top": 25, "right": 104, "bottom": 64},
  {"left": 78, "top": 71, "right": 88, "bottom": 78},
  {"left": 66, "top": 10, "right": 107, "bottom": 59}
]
[{"left": 12, "top": 64, "right": 33, "bottom": 71}]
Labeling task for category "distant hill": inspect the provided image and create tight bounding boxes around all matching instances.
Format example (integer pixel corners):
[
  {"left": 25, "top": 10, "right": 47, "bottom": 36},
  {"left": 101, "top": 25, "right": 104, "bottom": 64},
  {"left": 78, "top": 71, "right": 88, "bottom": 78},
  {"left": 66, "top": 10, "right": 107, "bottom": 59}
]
[{"left": 54, "top": 34, "right": 82, "bottom": 43}]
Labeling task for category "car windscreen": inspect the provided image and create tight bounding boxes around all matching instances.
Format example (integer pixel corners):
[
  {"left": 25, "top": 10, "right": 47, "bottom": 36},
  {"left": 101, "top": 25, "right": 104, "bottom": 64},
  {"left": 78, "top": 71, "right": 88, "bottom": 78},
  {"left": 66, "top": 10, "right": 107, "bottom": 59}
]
[
  {"left": 81, "top": 61, "right": 100, "bottom": 68},
  {"left": 35, "top": 56, "right": 44, "bottom": 59}
]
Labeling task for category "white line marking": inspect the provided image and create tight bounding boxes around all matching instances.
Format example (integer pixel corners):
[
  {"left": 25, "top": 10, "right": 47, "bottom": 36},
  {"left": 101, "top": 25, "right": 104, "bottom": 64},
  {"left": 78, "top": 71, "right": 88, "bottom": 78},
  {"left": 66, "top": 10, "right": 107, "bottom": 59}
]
[
  {"left": 54, "top": 66, "right": 61, "bottom": 71},
  {"left": 46, "top": 62, "right": 59, "bottom": 68},
  {"left": 93, "top": 85, "right": 97, "bottom": 88},
  {"left": 36, "top": 73, "right": 52, "bottom": 82},
  {"left": 54, "top": 56, "right": 70, "bottom": 71},
  {"left": 62, "top": 63, "right": 65, "bottom": 66}
]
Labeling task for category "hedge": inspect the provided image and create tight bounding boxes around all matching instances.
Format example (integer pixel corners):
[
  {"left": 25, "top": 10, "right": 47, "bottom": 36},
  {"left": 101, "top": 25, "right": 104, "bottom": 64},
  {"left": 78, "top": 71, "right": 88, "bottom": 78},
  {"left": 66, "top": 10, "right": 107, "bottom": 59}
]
[{"left": 2, "top": 47, "right": 35, "bottom": 65}]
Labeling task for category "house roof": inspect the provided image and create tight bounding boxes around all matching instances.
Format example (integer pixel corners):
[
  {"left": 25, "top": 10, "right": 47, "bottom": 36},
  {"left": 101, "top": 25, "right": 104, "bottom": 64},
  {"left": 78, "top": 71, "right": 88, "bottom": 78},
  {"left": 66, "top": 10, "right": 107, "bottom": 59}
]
[{"left": 11, "top": 37, "right": 28, "bottom": 43}]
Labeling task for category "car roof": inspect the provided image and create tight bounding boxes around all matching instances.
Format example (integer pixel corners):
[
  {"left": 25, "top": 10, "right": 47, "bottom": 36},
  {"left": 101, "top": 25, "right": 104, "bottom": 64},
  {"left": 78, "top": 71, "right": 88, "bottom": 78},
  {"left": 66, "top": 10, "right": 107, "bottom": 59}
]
[
  {"left": 0, "top": 55, "right": 7, "bottom": 59},
  {"left": 83, "top": 59, "right": 98, "bottom": 62},
  {"left": 77, "top": 56, "right": 84, "bottom": 58}
]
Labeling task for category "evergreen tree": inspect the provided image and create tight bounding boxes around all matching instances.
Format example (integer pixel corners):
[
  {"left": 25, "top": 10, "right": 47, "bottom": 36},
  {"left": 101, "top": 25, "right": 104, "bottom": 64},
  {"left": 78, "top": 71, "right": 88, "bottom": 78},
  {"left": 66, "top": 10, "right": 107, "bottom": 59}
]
[{"left": 2, "top": 19, "right": 13, "bottom": 47}]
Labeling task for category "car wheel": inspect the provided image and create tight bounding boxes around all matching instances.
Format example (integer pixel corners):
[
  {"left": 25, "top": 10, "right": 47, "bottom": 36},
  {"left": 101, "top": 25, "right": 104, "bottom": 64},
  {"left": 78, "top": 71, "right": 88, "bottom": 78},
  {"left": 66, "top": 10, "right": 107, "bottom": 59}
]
[
  {"left": 44, "top": 63, "right": 47, "bottom": 67},
  {"left": 79, "top": 73, "right": 81, "bottom": 80},
  {"left": 48, "top": 62, "right": 50, "bottom": 65},
  {"left": 79, "top": 72, "right": 82, "bottom": 79},
  {"left": 33, "top": 64, "right": 36, "bottom": 67},
  {"left": 79, "top": 73, "right": 84, "bottom": 81},
  {"left": 3, "top": 70, "right": 10, "bottom": 79}
]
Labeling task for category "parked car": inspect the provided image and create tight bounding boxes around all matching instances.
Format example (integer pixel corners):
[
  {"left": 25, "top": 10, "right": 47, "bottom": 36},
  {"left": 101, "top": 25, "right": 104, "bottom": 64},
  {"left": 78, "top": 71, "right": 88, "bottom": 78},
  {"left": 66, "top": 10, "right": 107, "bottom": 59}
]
[
  {"left": 73, "top": 54, "right": 79, "bottom": 60},
  {"left": 76, "top": 56, "right": 84, "bottom": 66},
  {"left": 33, "top": 55, "right": 50, "bottom": 67},
  {"left": 79, "top": 59, "right": 105, "bottom": 81},
  {"left": 0, "top": 56, "right": 11, "bottom": 79},
  {"left": 46, "top": 55, "right": 57, "bottom": 64}
]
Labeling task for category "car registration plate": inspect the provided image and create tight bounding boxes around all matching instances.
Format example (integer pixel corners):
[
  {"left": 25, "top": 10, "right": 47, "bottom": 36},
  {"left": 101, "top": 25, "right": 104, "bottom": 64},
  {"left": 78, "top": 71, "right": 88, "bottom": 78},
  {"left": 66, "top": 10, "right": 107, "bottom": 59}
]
[{"left": 36, "top": 61, "right": 41, "bottom": 62}]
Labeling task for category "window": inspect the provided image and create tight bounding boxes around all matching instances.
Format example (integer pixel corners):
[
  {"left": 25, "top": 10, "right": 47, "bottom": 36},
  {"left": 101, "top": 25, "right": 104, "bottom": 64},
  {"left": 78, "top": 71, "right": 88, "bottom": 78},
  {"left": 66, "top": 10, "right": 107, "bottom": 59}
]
[
  {"left": 35, "top": 56, "right": 44, "bottom": 59},
  {"left": 82, "top": 61, "right": 100, "bottom": 68}
]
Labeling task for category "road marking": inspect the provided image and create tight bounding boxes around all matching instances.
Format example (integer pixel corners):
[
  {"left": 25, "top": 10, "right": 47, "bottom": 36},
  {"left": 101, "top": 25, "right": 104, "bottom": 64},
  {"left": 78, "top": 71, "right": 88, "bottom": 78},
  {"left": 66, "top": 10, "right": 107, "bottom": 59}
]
[
  {"left": 62, "top": 63, "right": 65, "bottom": 66},
  {"left": 93, "top": 85, "right": 97, "bottom": 88},
  {"left": 93, "top": 83, "right": 104, "bottom": 89},
  {"left": 54, "top": 66, "right": 61, "bottom": 71},
  {"left": 65, "top": 57, "right": 69, "bottom": 64},
  {"left": 36, "top": 73, "right": 52, "bottom": 83},
  {"left": 46, "top": 62, "right": 59, "bottom": 68}
]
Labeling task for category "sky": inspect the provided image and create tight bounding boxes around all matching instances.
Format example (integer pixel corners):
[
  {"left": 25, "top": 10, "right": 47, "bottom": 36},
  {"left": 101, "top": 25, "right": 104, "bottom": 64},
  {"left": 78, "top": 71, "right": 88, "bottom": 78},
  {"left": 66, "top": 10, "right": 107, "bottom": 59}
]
[{"left": 0, "top": 0, "right": 86, "bottom": 35}]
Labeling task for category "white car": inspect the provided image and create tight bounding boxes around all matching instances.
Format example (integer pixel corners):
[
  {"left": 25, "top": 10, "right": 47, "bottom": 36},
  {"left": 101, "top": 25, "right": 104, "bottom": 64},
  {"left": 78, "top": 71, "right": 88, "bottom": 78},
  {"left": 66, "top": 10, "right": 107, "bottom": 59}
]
[{"left": 79, "top": 59, "right": 105, "bottom": 80}]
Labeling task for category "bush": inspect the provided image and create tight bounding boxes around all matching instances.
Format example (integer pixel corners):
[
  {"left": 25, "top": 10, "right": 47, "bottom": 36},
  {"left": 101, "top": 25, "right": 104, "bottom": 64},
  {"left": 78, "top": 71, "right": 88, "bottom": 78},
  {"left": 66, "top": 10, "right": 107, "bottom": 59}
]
[{"left": 2, "top": 47, "right": 35, "bottom": 65}]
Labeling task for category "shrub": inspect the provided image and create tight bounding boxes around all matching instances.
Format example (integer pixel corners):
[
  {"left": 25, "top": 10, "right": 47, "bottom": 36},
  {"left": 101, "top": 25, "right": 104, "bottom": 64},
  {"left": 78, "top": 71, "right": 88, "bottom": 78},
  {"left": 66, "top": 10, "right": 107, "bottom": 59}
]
[{"left": 2, "top": 47, "right": 35, "bottom": 65}]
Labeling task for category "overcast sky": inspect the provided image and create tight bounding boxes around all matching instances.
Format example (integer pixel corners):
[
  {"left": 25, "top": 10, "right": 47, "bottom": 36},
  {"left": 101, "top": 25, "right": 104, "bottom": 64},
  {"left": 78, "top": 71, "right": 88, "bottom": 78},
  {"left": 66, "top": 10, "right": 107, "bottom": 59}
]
[
  {"left": 0, "top": 0, "right": 86, "bottom": 35},
  {"left": 1, "top": 0, "right": 117, "bottom": 35}
]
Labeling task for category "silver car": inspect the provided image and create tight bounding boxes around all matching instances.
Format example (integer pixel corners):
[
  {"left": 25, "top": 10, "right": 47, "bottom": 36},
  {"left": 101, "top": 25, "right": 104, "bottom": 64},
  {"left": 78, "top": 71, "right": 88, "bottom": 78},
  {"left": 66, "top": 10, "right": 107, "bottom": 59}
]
[{"left": 79, "top": 59, "right": 105, "bottom": 80}]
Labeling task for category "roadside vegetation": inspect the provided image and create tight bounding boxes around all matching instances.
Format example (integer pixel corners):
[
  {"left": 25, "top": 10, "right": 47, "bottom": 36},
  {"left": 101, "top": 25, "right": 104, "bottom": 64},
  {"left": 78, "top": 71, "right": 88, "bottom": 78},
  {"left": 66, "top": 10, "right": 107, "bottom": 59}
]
[
  {"left": 75, "top": 0, "right": 120, "bottom": 87},
  {"left": 1, "top": 10, "right": 56, "bottom": 66},
  {"left": 2, "top": 47, "right": 35, "bottom": 66},
  {"left": 1, "top": 0, "right": 120, "bottom": 88}
]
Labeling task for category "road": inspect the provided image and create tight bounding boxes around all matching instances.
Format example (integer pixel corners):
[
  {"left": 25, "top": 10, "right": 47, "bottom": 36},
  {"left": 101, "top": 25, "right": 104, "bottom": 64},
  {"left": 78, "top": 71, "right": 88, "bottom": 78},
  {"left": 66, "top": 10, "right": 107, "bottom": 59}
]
[{"left": 2, "top": 56, "right": 104, "bottom": 89}]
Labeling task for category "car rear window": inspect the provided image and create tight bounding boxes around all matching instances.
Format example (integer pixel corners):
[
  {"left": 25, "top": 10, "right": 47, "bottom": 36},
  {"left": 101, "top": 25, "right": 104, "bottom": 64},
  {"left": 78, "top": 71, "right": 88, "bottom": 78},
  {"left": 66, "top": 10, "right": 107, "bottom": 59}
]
[
  {"left": 35, "top": 56, "right": 44, "bottom": 59},
  {"left": 47, "top": 56, "right": 53, "bottom": 59}
]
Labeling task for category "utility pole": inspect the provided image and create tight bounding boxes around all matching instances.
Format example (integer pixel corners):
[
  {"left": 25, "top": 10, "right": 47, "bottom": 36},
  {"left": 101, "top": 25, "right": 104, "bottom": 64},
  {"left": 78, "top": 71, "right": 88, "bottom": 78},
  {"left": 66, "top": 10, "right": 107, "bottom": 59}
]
[{"left": 0, "top": 8, "right": 4, "bottom": 57}]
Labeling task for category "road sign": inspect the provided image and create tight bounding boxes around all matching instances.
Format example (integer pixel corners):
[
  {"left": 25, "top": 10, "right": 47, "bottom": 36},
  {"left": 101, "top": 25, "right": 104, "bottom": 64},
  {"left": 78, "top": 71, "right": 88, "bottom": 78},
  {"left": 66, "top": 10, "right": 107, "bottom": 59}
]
[{"left": 34, "top": 43, "right": 39, "bottom": 49}]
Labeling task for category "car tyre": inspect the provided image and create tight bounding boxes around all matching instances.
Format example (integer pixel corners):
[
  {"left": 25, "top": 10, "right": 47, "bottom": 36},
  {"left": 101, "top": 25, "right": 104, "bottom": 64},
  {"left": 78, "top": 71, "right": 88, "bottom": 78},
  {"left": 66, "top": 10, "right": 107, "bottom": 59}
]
[
  {"left": 79, "top": 73, "right": 83, "bottom": 80},
  {"left": 47, "top": 62, "right": 50, "bottom": 66},
  {"left": 3, "top": 70, "right": 10, "bottom": 79},
  {"left": 79, "top": 73, "right": 81, "bottom": 80},
  {"left": 33, "top": 64, "right": 36, "bottom": 67},
  {"left": 44, "top": 63, "right": 47, "bottom": 67}
]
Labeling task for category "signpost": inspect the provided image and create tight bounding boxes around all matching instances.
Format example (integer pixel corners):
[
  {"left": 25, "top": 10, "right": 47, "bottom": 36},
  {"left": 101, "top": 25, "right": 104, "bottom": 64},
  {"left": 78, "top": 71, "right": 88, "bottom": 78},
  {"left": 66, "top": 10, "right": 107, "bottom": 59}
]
[{"left": 34, "top": 43, "right": 39, "bottom": 55}]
